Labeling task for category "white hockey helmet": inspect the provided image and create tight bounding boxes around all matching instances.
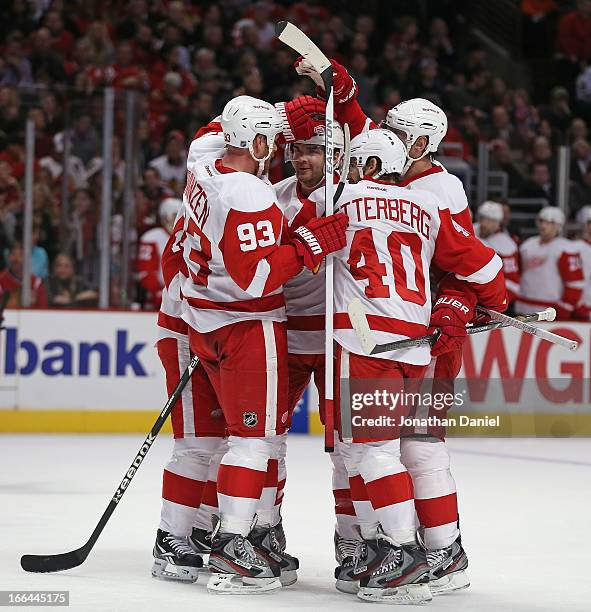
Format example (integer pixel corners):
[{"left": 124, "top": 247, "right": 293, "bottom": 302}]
[
  {"left": 384, "top": 98, "right": 447, "bottom": 159},
  {"left": 538, "top": 206, "right": 565, "bottom": 227},
  {"left": 159, "top": 197, "right": 181, "bottom": 221},
  {"left": 358, "top": 128, "right": 407, "bottom": 179},
  {"left": 220, "top": 95, "right": 283, "bottom": 175},
  {"left": 576, "top": 205, "right": 591, "bottom": 225},
  {"left": 478, "top": 201, "right": 504, "bottom": 222}
]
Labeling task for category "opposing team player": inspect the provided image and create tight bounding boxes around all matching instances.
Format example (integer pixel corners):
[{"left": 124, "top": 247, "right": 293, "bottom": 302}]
[
  {"left": 475, "top": 201, "right": 520, "bottom": 306},
  {"left": 274, "top": 120, "right": 365, "bottom": 583},
  {"left": 180, "top": 95, "right": 348, "bottom": 594},
  {"left": 516, "top": 207, "right": 584, "bottom": 319},
  {"left": 295, "top": 57, "right": 482, "bottom": 595},
  {"left": 323, "top": 129, "right": 506, "bottom": 603}
]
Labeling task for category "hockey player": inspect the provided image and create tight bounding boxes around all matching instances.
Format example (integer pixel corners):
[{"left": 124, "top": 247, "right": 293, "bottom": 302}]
[
  {"left": 573, "top": 206, "right": 591, "bottom": 320},
  {"left": 475, "top": 201, "right": 520, "bottom": 306},
  {"left": 274, "top": 121, "right": 365, "bottom": 585},
  {"left": 137, "top": 198, "right": 180, "bottom": 310},
  {"left": 180, "top": 95, "right": 348, "bottom": 594},
  {"left": 516, "top": 207, "right": 584, "bottom": 319},
  {"left": 326, "top": 129, "right": 506, "bottom": 604},
  {"left": 295, "top": 57, "right": 480, "bottom": 596},
  {"left": 152, "top": 94, "right": 333, "bottom": 587}
]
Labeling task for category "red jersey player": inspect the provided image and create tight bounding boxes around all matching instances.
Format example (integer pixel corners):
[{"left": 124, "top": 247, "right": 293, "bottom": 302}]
[
  {"left": 320, "top": 129, "right": 506, "bottom": 603},
  {"left": 180, "top": 95, "right": 347, "bottom": 594}
]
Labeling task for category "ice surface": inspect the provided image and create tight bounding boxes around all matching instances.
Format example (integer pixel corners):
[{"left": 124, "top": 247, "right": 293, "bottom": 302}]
[{"left": 1, "top": 434, "right": 590, "bottom": 612}]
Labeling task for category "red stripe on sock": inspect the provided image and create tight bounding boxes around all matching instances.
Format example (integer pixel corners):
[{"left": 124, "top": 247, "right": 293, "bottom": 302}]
[
  {"left": 365, "top": 472, "right": 414, "bottom": 510},
  {"left": 162, "top": 469, "right": 204, "bottom": 508},
  {"left": 334, "top": 488, "right": 356, "bottom": 516},
  {"left": 201, "top": 480, "right": 218, "bottom": 508},
  {"left": 415, "top": 493, "right": 458, "bottom": 528},
  {"left": 217, "top": 464, "right": 266, "bottom": 499},
  {"left": 274, "top": 478, "right": 286, "bottom": 505},
  {"left": 264, "top": 459, "right": 279, "bottom": 487},
  {"left": 349, "top": 475, "right": 370, "bottom": 501}
]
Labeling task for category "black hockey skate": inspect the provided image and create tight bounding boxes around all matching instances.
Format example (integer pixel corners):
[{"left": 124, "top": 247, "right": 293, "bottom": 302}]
[
  {"left": 151, "top": 528, "right": 203, "bottom": 583},
  {"left": 207, "top": 527, "right": 282, "bottom": 594},
  {"left": 249, "top": 521, "right": 299, "bottom": 586},
  {"left": 334, "top": 531, "right": 367, "bottom": 594},
  {"left": 189, "top": 527, "right": 212, "bottom": 563},
  {"left": 356, "top": 531, "right": 432, "bottom": 604},
  {"left": 423, "top": 534, "right": 470, "bottom": 596}
]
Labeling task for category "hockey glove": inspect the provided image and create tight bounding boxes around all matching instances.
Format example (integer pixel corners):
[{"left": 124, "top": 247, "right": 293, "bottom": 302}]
[
  {"left": 295, "top": 57, "right": 358, "bottom": 105},
  {"left": 275, "top": 95, "right": 326, "bottom": 143},
  {"left": 292, "top": 213, "right": 348, "bottom": 270},
  {"left": 428, "top": 285, "right": 477, "bottom": 357}
]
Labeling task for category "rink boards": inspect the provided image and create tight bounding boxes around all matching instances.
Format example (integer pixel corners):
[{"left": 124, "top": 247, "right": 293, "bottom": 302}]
[{"left": 0, "top": 309, "right": 589, "bottom": 436}]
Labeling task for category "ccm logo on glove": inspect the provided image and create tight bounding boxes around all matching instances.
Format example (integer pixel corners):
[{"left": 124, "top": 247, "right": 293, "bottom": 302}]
[{"left": 435, "top": 296, "right": 470, "bottom": 315}]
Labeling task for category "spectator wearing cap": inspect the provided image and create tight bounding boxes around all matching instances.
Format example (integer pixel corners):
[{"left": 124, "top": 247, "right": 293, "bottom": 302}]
[
  {"left": 475, "top": 201, "right": 521, "bottom": 305},
  {"left": 148, "top": 131, "right": 186, "bottom": 196}
]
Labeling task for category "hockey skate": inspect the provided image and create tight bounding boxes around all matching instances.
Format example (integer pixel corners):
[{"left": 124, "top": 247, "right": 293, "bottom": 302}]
[
  {"left": 423, "top": 534, "right": 470, "bottom": 596},
  {"left": 356, "top": 531, "right": 432, "bottom": 604},
  {"left": 248, "top": 520, "right": 299, "bottom": 586},
  {"left": 151, "top": 528, "right": 203, "bottom": 583},
  {"left": 207, "top": 526, "right": 282, "bottom": 594},
  {"left": 334, "top": 531, "right": 367, "bottom": 594},
  {"left": 189, "top": 527, "right": 212, "bottom": 565}
]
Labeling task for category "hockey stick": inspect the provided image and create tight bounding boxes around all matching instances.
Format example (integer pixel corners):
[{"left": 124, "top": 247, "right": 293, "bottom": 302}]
[
  {"left": 476, "top": 306, "right": 579, "bottom": 351},
  {"left": 348, "top": 298, "right": 562, "bottom": 355},
  {"left": 277, "top": 21, "right": 336, "bottom": 452},
  {"left": 20, "top": 355, "right": 200, "bottom": 573},
  {"left": 334, "top": 123, "right": 351, "bottom": 204}
]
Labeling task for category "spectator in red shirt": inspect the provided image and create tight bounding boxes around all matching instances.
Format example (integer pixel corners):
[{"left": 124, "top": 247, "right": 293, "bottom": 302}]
[
  {"left": 556, "top": 0, "right": 591, "bottom": 64},
  {"left": 0, "top": 242, "right": 48, "bottom": 309},
  {"left": 45, "top": 10, "right": 76, "bottom": 60}
]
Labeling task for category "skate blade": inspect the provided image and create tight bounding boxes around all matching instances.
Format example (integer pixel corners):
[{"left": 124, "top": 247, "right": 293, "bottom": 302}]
[
  {"left": 280, "top": 569, "right": 298, "bottom": 586},
  {"left": 207, "top": 573, "right": 282, "bottom": 595},
  {"left": 151, "top": 559, "right": 199, "bottom": 583},
  {"left": 357, "top": 583, "right": 432, "bottom": 604},
  {"left": 429, "top": 570, "right": 470, "bottom": 596},
  {"left": 336, "top": 578, "right": 360, "bottom": 594}
]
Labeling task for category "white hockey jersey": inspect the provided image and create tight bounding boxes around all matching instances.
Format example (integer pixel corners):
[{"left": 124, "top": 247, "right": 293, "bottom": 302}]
[
  {"left": 474, "top": 224, "right": 520, "bottom": 302},
  {"left": 516, "top": 236, "right": 584, "bottom": 316},
  {"left": 326, "top": 177, "right": 505, "bottom": 365},
  {"left": 572, "top": 238, "right": 591, "bottom": 309},
  {"left": 397, "top": 162, "right": 474, "bottom": 233},
  {"left": 275, "top": 175, "right": 326, "bottom": 354},
  {"left": 180, "top": 156, "right": 289, "bottom": 333}
]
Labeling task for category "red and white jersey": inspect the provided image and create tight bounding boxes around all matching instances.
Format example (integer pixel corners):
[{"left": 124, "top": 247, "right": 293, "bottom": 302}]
[
  {"left": 474, "top": 224, "right": 520, "bottom": 302},
  {"left": 398, "top": 163, "right": 474, "bottom": 233},
  {"left": 157, "top": 131, "right": 226, "bottom": 340},
  {"left": 516, "top": 236, "right": 584, "bottom": 316},
  {"left": 328, "top": 178, "right": 505, "bottom": 365},
  {"left": 137, "top": 226, "right": 170, "bottom": 309},
  {"left": 571, "top": 238, "right": 591, "bottom": 308},
  {"left": 275, "top": 175, "right": 326, "bottom": 354},
  {"left": 180, "top": 157, "right": 288, "bottom": 333}
]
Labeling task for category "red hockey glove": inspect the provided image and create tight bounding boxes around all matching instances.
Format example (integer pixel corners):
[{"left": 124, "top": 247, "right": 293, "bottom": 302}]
[
  {"left": 295, "top": 57, "right": 358, "bottom": 105},
  {"left": 292, "top": 213, "right": 348, "bottom": 270},
  {"left": 275, "top": 95, "right": 326, "bottom": 143},
  {"left": 428, "top": 289, "right": 477, "bottom": 357}
]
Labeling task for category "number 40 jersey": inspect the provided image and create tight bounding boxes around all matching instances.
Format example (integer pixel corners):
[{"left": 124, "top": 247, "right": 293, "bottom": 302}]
[{"left": 327, "top": 177, "right": 507, "bottom": 365}]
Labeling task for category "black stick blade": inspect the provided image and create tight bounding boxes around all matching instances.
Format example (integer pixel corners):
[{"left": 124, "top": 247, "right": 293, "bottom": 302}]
[{"left": 21, "top": 545, "right": 89, "bottom": 573}]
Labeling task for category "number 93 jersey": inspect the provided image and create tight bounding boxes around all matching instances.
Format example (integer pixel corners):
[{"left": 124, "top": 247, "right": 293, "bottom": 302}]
[
  {"left": 330, "top": 177, "right": 504, "bottom": 365},
  {"left": 181, "top": 157, "right": 287, "bottom": 333}
]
